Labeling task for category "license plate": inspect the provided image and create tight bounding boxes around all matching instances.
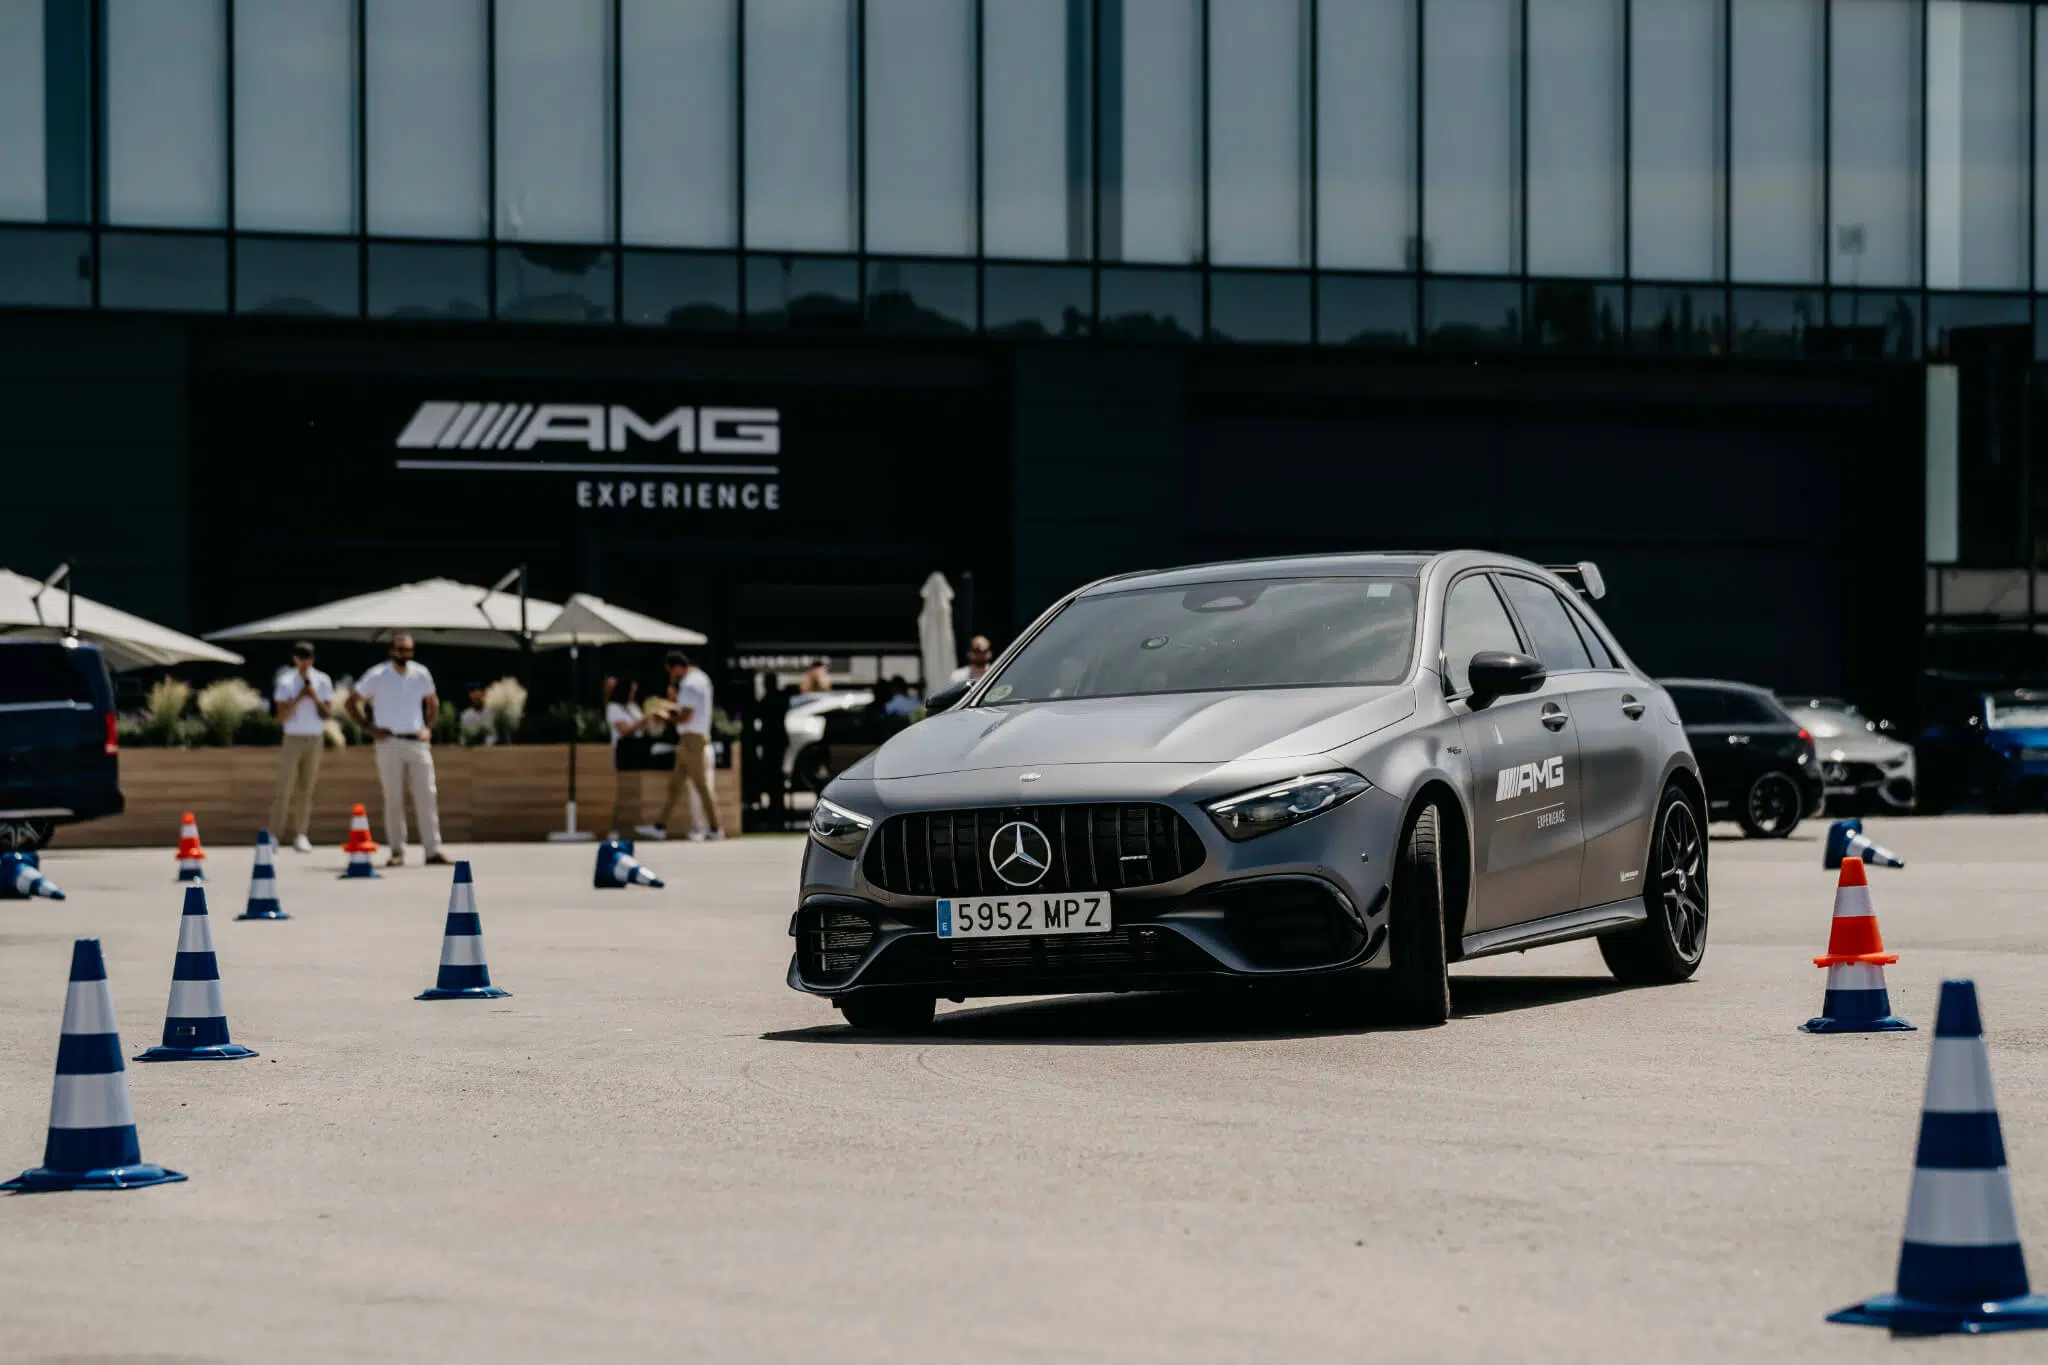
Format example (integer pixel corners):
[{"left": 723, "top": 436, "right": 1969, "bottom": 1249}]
[{"left": 936, "top": 892, "right": 1112, "bottom": 939}]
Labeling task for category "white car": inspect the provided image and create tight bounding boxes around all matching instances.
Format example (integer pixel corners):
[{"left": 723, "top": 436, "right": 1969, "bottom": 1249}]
[{"left": 784, "top": 690, "right": 873, "bottom": 789}]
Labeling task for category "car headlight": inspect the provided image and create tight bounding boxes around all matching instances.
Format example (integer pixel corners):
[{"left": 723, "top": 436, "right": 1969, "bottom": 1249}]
[
  {"left": 1204, "top": 771, "right": 1371, "bottom": 842},
  {"left": 808, "top": 798, "right": 874, "bottom": 858}
]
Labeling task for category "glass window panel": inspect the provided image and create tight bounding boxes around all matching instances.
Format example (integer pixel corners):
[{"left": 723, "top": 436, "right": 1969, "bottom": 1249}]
[
  {"left": 745, "top": 254, "right": 859, "bottom": 329},
  {"left": 1630, "top": 0, "right": 1722, "bottom": 279},
  {"left": 1317, "top": 274, "right": 1416, "bottom": 347},
  {"left": 234, "top": 0, "right": 357, "bottom": 233},
  {"left": 1208, "top": 271, "right": 1311, "bottom": 344},
  {"left": 1528, "top": 282, "right": 1624, "bottom": 351},
  {"left": 1208, "top": 0, "right": 1307, "bottom": 267},
  {"left": 105, "top": 0, "right": 227, "bottom": 228},
  {"left": 622, "top": 251, "right": 740, "bottom": 328},
  {"left": 1422, "top": 0, "right": 1518, "bottom": 273},
  {"left": 865, "top": 0, "right": 976, "bottom": 255},
  {"left": 866, "top": 259, "right": 976, "bottom": 334},
  {"left": 983, "top": 263, "right": 1092, "bottom": 338},
  {"left": 1100, "top": 0, "right": 1202, "bottom": 264},
  {"left": 366, "top": 0, "right": 488, "bottom": 238},
  {"left": 99, "top": 232, "right": 226, "bottom": 311},
  {"left": 982, "top": 0, "right": 1090, "bottom": 261},
  {"left": 367, "top": 242, "right": 488, "bottom": 319},
  {"left": 234, "top": 237, "right": 359, "bottom": 316},
  {"left": 0, "top": 227, "right": 90, "bottom": 307},
  {"left": 40, "top": 2, "right": 92, "bottom": 223},
  {"left": 745, "top": 0, "right": 856, "bottom": 251},
  {"left": 2038, "top": 21, "right": 2048, "bottom": 290},
  {"left": 1097, "top": 266, "right": 1199, "bottom": 340},
  {"left": 497, "top": 246, "right": 615, "bottom": 322},
  {"left": 1730, "top": 0, "right": 1824, "bottom": 283},
  {"left": 1628, "top": 285, "right": 1725, "bottom": 354},
  {"left": 1527, "top": 0, "right": 1623, "bottom": 277},
  {"left": 1829, "top": 0, "right": 1920, "bottom": 287},
  {"left": 1424, "top": 278, "right": 1521, "bottom": 349},
  {"left": 1926, "top": 292, "right": 2028, "bottom": 360},
  {"left": 1317, "top": 0, "right": 1414, "bottom": 270},
  {"left": 1822, "top": 289, "right": 1920, "bottom": 360},
  {"left": 1730, "top": 287, "right": 1821, "bottom": 356},
  {"left": 622, "top": 0, "right": 736, "bottom": 248},
  {"left": 0, "top": 1, "right": 45, "bottom": 221},
  {"left": 1928, "top": 1, "right": 2028, "bottom": 291},
  {"left": 495, "top": 0, "right": 612, "bottom": 243}
]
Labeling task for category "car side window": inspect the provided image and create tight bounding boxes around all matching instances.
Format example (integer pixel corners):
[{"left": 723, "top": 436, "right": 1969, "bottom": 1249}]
[
  {"left": 1565, "top": 605, "right": 1617, "bottom": 669},
  {"left": 1665, "top": 686, "right": 1732, "bottom": 724},
  {"left": 1499, "top": 576, "right": 1594, "bottom": 672},
  {"left": 1441, "top": 575, "right": 1524, "bottom": 695}
]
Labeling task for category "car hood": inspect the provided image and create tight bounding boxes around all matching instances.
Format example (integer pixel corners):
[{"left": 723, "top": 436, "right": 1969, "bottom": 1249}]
[
  {"left": 1814, "top": 731, "right": 1913, "bottom": 763},
  {"left": 866, "top": 685, "right": 1417, "bottom": 779}
]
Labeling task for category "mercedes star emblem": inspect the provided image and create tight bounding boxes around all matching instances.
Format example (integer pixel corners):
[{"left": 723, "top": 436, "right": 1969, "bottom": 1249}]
[{"left": 989, "top": 820, "right": 1053, "bottom": 888}]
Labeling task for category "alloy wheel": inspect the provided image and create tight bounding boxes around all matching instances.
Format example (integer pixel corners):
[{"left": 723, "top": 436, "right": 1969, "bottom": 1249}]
[
  {"left": 1657, "top": 799, "right": 1708, "bottom": 963},
  {"left": 1745, "top": 772, "right": 1800, "bottom": 836}
]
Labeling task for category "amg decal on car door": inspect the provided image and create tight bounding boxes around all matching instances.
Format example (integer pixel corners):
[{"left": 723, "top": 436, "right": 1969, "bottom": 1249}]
[{"left": 1495, "top": 755, "right": 1566, "bottom": 802}]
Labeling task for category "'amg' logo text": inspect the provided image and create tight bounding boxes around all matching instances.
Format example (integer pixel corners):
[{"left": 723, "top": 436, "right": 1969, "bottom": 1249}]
[{"left": 1495, "top": 756, "right": 1566, "bottom": 802}]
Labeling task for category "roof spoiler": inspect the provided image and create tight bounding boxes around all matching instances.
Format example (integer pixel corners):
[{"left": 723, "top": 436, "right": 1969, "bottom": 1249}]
[{"left": 1545, "top": 561, "right": 1608, "bottom": 601}]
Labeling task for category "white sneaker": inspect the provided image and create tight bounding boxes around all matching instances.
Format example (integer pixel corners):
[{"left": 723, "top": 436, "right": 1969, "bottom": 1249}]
[
  {"left": 292, "top": 835, "right": 313, "bottom": 853},
  {"left": 635, "top": 824, "right": 668, "bottom": 841},
  {"left": 685, "top": 830, "right": 707, "bottom": 843},
  {"left": 704, "top": 829, "right": 725, "bottom": 842}
]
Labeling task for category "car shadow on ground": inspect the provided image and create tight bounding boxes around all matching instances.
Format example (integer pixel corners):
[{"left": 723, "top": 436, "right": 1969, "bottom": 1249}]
[{"left": 761, "top": 974, "right": 1636, "bottom": 1046}]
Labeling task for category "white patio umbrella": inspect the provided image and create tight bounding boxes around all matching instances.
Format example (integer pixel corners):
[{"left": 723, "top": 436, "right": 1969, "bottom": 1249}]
[
  {"left": 1, "top": 566, "right": 244, "bottom": 671},
  {"left": 530, "top": 594, "right": 708, "bottom": 841},
  {"left": 206, "top": 577, "right": 563, "bottom": 650},
  {"left": 918, "top": 572, "right": 956, "bottom": 692}
]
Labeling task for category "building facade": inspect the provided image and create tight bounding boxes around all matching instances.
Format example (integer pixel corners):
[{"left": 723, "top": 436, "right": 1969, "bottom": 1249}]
[{"left": 1, "top": 0, "right": 2042, "bottom": 721}]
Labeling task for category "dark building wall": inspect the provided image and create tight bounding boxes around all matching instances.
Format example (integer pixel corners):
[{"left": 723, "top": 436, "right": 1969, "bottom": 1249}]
[{"left": 0, "top": 314, "right": 190, "bottom": 628}]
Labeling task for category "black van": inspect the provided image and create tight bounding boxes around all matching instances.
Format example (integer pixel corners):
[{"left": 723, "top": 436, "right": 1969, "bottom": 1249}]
[{"left": 0, "top": 639, "right": 124, "bottom": 850}]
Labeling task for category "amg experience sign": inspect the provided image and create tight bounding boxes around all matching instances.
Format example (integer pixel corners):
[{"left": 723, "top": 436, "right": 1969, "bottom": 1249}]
[{"left": 393, "top": 401, "right": 781, "bottom": 514}]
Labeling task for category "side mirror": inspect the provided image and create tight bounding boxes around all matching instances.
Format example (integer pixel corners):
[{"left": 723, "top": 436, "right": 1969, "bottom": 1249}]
[
  {"left": 923, "top": 678, "right": 971, "bottom": 715},
  {"left": 1467, "top": 651, "right": 1546, "bottom": 705}
]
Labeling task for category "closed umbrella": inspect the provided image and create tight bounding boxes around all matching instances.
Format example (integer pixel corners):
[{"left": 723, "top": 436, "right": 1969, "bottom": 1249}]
[
  {"left": 1, "top": 567, "right": 244, "bottom": 671},
  {"left": 530, "top": 594, "right": 709, "bottom": 841},
  {"left": 918, "top": 572, "right": 956, "bottom": 694},
  {"left": 206, "top": 577, "right": 563, "bottom": 650}
]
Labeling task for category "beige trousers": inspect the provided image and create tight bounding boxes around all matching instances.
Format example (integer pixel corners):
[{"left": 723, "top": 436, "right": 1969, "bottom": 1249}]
[
  {"left": 659, "top": 734, "right": 720, "bottom": 834},
  {"left": 373, "top": 738, "right": 441, "bottom": 856},
  {"left": 269, "top": 733, "right": 325, "bottom": 840}
]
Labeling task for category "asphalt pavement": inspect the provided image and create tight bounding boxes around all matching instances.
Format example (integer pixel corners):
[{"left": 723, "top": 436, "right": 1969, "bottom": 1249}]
[{"left": 3, "top": 817, "right": 2047, "bottom": 1363}]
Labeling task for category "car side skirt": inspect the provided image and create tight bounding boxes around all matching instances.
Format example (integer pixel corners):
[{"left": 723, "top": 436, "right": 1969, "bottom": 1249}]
[{"left": 1459, "top": 896, "right": 1648, "bottom": 961}]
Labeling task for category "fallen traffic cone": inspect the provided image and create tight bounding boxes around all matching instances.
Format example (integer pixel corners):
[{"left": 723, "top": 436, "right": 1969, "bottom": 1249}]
[
  {"left": 135, "top": 886, "right": 257, "bottom": 1061},
  {"left": 236, "top": 829, "right": 289, "bottom": 921},
  {"left": 1, "top": 850, "right": 63, "bottom": 900},
  {"left": 339, "top": 803, "right": 380, "bottom": 880},
  {"left": 2, "top": 939, "right": 186, "bottom": 1191},
  {"left": 1825, "top": 817, "right": 1905, "bottom": 870},
  {"left": 1830, "top": 980, "right": 2048, "bottom": 1334},
  {"left": 1801, "top": 856, "right": 1912, "bottom": 1033},
  {"left": 594, "top": 838, "right": 664, "bottom": 889},
  {"left": 417, "top": 861, "right": 509, "bottom": 1000},
  {"left": 173, "top": 812, "right": 206, "bottom": 882}
]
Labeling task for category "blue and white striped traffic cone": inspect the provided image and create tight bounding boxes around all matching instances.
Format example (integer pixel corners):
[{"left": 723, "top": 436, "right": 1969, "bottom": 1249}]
[
  {"left": 1824, "top": 817, "right": 1906, "bottom": 870},
  {"left": 417, "top": 861, "right": 509, "bottom": 1000},
  {"left": 236, "top": 829, "right": 289, "bottom": 921},
  {"left": 2, "top": 939, "right": 186, "bottom": 1191},
  {"left": 594, "top": 839, "right": 664, "bottom": 889},
  {"left": 134, "top": 886, "right": 257, "bottom": 1061},
  {"left": 1830, "top": 980, "right": 2048, "bottom": 1334},
  {"left": 1, "top": 850, "right": 63, "bottom": 900}
]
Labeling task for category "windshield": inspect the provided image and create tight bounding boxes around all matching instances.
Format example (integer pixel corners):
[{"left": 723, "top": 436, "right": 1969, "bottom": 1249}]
[
  {"left": 981, "top": 577, "right": 1418, "bottom": 704},
  {"left": 1988, "top": 695, "right": 2048, "bottom": 729}
]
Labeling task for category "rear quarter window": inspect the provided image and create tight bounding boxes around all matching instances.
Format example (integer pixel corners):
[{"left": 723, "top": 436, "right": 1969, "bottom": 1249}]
[{"left": 0, "top": 645, "right": 101, "bottom": 707}]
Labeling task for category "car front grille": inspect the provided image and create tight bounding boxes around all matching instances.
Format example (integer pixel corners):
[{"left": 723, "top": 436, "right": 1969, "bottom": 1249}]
[{"left": 862, "top": 804, "right": 1207, "bottom": 897}]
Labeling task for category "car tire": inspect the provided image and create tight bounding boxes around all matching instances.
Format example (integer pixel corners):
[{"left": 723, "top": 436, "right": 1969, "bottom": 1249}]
[
  {"left": 1599, "top": 784, "right": 1708, "bottom": 985},
  {"left": 1382, "top": 802, "right": 1451, "bottom": 1027},
  {"left": 835, "top": 991, "right": 936, "bottom": 1032},
  {"left": 1737, "top": 770, "right": 1803, "bottom": 839}
]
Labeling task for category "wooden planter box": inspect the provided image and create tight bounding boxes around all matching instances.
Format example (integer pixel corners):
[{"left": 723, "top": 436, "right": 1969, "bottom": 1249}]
[{"left": 59, "top": 744, "right": 742, "bottom": 848}]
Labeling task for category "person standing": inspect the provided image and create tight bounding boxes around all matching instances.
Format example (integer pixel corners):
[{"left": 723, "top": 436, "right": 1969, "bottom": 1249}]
[
  {"left": 346, "top": 632, "right": 448, "bottom": 867},
  {"left": 605, "top": 676, "right": 647, "bottom": 838},
  {"left": 649, "top": 650, "right": 724, "bottom": 842},
  {"left": 800, "top": 659, "right": 832, "bottom": 694},
  {"left": 269, "top": 641, "right": 332, "bottom": 853},
  {"left": 949, "top": 635, "right": 994, "bottom": 684}
]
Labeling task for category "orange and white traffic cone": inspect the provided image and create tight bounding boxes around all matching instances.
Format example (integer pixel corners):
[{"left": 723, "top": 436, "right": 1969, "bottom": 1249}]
[
  {"left": 173, "top": 812, "right": 207, "bottom": 883},
  {"left": 339, "top": 803, "right": 380, "bottom": 881},
  {"left": 1801, "top": 856, "right": 1913, "bottom": 1033}
]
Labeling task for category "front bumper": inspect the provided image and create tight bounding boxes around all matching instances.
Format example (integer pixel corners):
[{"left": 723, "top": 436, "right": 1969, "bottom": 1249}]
[{"left": 1820, "top": 757, "right": 1916, "bottom": 811}]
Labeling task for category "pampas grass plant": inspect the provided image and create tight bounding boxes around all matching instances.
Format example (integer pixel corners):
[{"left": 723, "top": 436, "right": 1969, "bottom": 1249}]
[
  {"left": 483, "top": 676, "right": 527, "bottom": 742},
  {"left": 195, "top": 678, "right": 264, "bottom": 746},
  {"left": 144, "top": 678, "right": 191, "bottom": 744}
]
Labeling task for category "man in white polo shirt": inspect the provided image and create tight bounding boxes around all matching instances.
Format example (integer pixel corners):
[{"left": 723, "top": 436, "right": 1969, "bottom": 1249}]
[
  {"left": 269, "top": 640, "right": 333, "bottom": 853},
  {"left": 346, "top": 632, "right": 449, "bottom": 867}
]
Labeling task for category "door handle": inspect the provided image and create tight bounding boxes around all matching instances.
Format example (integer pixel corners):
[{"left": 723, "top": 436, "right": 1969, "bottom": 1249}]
[
  {"left": 1620, "top": 695, "right": 1646, "bottom": 720},
  {"left": 1728, "top": 734, "right": 1749, "bottom": 744},
  {"left": 1541, "top": 704, "right": 1569, "bottom": 732}
]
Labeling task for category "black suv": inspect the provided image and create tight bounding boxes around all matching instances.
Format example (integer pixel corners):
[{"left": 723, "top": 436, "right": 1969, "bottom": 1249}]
[
  {"left": 1660, "top": 678, "right": 1823, "bottom": 838},
  {"left": 0, "top": 640, "right": 124, "bottom": 850}
]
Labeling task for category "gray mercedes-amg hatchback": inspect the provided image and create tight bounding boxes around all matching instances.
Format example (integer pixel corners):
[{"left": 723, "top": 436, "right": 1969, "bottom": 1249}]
[{"left": 789, "top": 551, "right": 1705, "bottom": 1030}]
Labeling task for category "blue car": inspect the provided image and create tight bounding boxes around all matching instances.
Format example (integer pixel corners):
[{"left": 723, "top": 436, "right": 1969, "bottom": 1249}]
[
  {"left": 0, "top": 639, "right": 125, "bottom": 850},
  {"left": 1917, "top": 688, "right": 2048, "bottom": 813}
]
